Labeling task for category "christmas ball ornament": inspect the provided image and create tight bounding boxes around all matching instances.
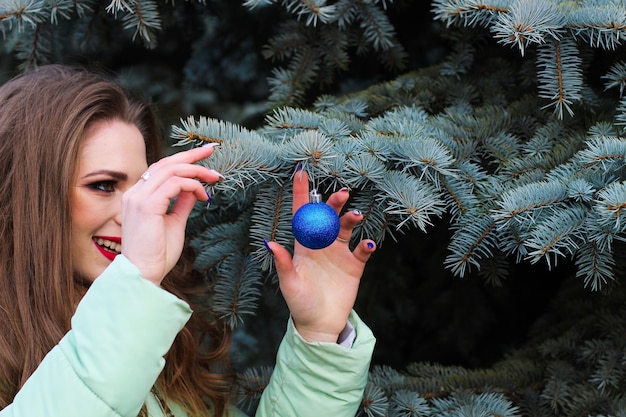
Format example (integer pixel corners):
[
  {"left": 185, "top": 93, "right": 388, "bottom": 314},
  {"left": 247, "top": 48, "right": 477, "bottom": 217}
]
[{"left": 292, "top": 189, "right": 340, "bottom": 249}]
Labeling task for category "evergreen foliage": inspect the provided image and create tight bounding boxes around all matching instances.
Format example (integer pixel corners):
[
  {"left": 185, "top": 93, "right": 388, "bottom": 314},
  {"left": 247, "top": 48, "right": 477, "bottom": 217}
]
[{"left": 3, "top": 0, "right": 626, "bottom": 415}]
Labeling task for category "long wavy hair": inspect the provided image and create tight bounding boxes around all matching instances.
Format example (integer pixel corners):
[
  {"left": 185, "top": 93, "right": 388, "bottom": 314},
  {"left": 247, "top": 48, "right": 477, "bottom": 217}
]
[{"left": 0, "top": 64, "right": 232, "bottom": 416}]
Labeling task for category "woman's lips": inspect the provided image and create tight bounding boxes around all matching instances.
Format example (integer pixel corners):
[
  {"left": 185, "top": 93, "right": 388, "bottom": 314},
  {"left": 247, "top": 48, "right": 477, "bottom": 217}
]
[{"left": 93, "top": 236, "right": 121, "bottom": 261}]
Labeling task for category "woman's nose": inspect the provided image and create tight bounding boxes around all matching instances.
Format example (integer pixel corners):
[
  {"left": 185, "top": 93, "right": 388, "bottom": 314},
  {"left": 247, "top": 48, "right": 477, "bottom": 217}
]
[
  {"left": 114, "top": 195, "right": 123, "bottom": 226},
  {"left": 114, "top": 208, "right": 122, "bottom": 226}
]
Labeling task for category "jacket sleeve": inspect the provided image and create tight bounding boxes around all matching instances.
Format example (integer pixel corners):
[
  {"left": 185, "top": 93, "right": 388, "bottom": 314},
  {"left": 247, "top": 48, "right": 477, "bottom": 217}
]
[
  {"left": 0, "top": 255, "right": 192, "bottom": 417},
  {"left": 255, "top": 311, "right": 375, "bottom": 417}
]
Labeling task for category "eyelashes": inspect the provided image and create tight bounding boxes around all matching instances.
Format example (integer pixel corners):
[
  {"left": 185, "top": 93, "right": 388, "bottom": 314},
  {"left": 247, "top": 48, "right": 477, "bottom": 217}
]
[{"left": 87, "top": 180, "right": 116, "bottom": 193}]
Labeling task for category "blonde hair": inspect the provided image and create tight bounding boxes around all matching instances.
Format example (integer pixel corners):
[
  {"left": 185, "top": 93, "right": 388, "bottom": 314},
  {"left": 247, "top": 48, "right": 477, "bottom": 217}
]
[{"left": 0, "top": 65, "right": 232, "bottom": 416}]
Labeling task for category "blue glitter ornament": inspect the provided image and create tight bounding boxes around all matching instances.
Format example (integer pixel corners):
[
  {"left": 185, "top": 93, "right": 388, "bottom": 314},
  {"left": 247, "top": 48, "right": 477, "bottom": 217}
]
[{"left": 292, "top": 189, "right": 340, "bottom": 249}]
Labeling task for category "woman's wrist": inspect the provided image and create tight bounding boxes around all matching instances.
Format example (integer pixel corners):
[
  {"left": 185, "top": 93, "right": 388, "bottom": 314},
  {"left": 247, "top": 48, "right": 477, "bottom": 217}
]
[{"left": 295, "top": 321, "right": 355, "bottom": 346}]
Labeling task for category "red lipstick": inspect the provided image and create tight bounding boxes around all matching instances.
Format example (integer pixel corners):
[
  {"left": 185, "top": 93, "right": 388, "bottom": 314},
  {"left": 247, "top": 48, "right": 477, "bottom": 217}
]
[{"left": 93, "top": 236, "right": 121, "bottom": 261}]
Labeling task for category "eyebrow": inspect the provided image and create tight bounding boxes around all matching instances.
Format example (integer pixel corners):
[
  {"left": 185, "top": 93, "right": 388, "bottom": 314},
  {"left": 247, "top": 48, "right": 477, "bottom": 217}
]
[{"left": 81, "top": 170, "right": 128, "bottom": 181}]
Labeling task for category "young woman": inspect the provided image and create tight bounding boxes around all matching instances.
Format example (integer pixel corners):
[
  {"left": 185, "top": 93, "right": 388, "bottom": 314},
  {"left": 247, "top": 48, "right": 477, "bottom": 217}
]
[{"left": 0, "top": 64, "right": 376, "bottom": 416}]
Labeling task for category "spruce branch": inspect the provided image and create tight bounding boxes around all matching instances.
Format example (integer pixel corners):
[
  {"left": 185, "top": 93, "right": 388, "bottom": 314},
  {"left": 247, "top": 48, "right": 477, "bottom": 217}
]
[
  {"left": 252, "top": 0, "right": 406, "bottom": 107},
  {"left": 575, "top": 242, "right": 615, "bottom": 291},
  {"left": 349, "top": 189, "right": 396, "bottom": 245},
  {"left": 106, "top": 0, "right": 133, "bottom": 14},
  {"left": 491, "top": 180, "right": 569, "bottom": 227},
  {"left": 358, "top": 384, "right": 389, "bottom": 417},
  {"left": 172, "top": 116, "right": 283, "bottom": 195},
  {"left": 568, "top": 3, "right": 626, "bottom": 50},
  {"left": 279, "top": 128, "right": 338, "bottom": 173},
  {"left": 491, "top": 0, "right": 564, "bottom": 57},
  {"left": 234, "top": 365, "right": 274, "bottom": 414},
  {"left": 46, "top": 0, "right": 74, "bottom": 24},
  {"left": 119, "top": 0, "right": 161, "bottom": 48},
  {"left": 524, "top": 204, "right": 587, "bottom": 269},
  {"left": 263, "top": 106, "right": 326, "bottom": 133},
  {"left": 389, "top": 390, "right": 431, "bottom": 417},
  {"left": 375, "top": 170, "right": 446, "bottom": 232},
  {"left": 537, "top": 37, "right": 583, "bottom": 119},
  {"left": 575, "top": 136, "right": 626, "bottom": 175},
  {"left": 267, "top": 65, "right": 316, "bottom": 108},
  {"left": 614, "top": 96, "right": 626, "bottom": 128},
  {"left": 476, "top": 253, "right": 510, "bottom": 287},
  {"left": 283, "top": 0, "right": 337, "bottom": 26},
  {"left": 211, "top": 252, "right": 262, "bottom": 328},
  {"left": 189, "top": 215, "right": 251, "bottom": 273},
  {"left": 440, "top": 174, "right": 479, "bottom": 219},
  {"left": 395, "top": 136, "right": 458, "bottom": 183},
  {"left": 594, "top": 180, "right": 626, "bottom": 233},
  {"left": 334, "top": 0, "right": 358, "bottom": 30},
  {"left": 353, "top": 1, "right": 395, "bottom": 51},
  {"left": 445, "top": 213, "right": 498, "bottom": 278},
  {"left": 602, "top": 61, "right": 626, "bottom": 97},
  {"left": 0, "top": 0, "right": 48, "bottom": 32},
  {"left": 431, "top": 0, "right": 507, "bottom": 29},
  {"left": 249, "top": 181, "right": 293, "bottom": 272},
  {"left": 344, "top": 152, "right": 386, "bottom": 189}
]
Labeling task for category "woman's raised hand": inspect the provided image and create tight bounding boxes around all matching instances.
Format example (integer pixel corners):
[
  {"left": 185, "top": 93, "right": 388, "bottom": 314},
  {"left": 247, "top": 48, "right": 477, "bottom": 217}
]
[
  {"left": 266, "top": 170, "right": 376, "bottom": 343},
  {"left": 121, "top": 144, "right": 221, "bottom": 286}
]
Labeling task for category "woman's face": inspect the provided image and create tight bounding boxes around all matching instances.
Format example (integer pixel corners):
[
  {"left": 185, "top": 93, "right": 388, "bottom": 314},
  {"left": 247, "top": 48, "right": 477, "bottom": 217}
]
[{"left": 70, "top": 119, "right": 148, "bottom": 282}]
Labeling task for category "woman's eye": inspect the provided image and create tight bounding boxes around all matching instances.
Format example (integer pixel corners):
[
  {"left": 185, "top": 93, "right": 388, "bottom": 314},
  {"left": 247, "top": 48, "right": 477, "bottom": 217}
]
[{"left": 89, "top": 181, "right": 116, "bottom": 193}]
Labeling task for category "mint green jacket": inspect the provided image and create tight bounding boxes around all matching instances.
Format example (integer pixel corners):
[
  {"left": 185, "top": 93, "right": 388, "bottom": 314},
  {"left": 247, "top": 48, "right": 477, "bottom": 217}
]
[{"left": 1, "top": 256, "right": 375, "bottom": 417}]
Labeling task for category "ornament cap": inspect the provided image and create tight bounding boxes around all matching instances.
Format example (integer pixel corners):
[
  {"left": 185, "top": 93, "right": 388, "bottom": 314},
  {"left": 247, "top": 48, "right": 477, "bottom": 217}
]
[{"left": 309, "top": 189, "right": 322, "bottom": 203}]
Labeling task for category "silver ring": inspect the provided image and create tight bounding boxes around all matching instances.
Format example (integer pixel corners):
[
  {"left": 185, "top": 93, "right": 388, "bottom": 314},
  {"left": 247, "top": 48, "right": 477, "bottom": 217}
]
[
  {"left": 140, "top": 171, "right": 151, "bottom": 181},
  {"left": 336, "top": 237, "right": 350, "bottom": 243}
]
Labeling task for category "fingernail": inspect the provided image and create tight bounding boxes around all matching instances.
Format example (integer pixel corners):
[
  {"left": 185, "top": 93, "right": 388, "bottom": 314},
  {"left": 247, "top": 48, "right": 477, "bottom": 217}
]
[
  {"left": 294, "top": 162, "right": 305, "bottom": 182},
  {"left": 263, "top": 239, "right": 273, "bottom": 255},
  {"left": 367, "top": 242, "right": 374, "bottom": 249},
  {"left": 208, "top": 169, "right": 225, "bottom": 179},
  {"left": 339, "top": 187, "right": 350, "bottom": 192},
  {"left": 351, "top": 209, "right": 361, "bottom": 216},
  {"left": 202, "top": 142, "right": 220, "bottom": 148},
  {"left": 206, "top": 192, "right": 212, "bottom": 209}
]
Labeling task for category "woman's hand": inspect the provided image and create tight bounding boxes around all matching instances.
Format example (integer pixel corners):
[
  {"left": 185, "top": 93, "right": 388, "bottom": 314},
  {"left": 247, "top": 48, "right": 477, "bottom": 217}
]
[
  {"left": 266, "top": 170, "right": 376, "bottom": 343},
  {"left": 121, "top": 144, "right": 221, "bottom": 286}
]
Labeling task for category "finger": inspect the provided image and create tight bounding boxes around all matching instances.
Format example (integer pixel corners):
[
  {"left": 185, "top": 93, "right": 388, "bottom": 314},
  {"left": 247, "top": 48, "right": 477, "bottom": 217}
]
[
  {"left": 352, "top": 239, "right": 376, "bottom": 264},
  {"left": 336, "top": 209, "right": 363, "bottom": 242},
  {"left": 127, "top": 177, "right": 209, "bottom": 215},
  {"left": 292, "top": 168, "right": 310, "bottom": 214},
  {"left": 325, "top": 187, "right": 350, "bottom": 214},
  {"left": 138, "top": 164, "right": 222, "bottom": 192},
  {"left": 150, "top": 143, "right": 219, "bottom": 170},
  {"left": 168, "top": 190, "right": 203, "bottom": 221},
  {"left": 157, "top": 177, "right": 210, "bottom": 204},
  {"left": 140, "top": 144, "right": 218, "bottom": 182},
  {"left": 265, "top": 240, "right": 299, "bottom": 290}
]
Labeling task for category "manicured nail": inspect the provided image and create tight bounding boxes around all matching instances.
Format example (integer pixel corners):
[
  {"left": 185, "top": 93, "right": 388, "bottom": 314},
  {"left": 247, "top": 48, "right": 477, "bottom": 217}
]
[
  {"left": 208, "top": 169, "right": 225, "bottom": 179},
  {"left": 367, "top": 242, "right": 374, "bottom": 249},
  {"left": 351, "top": 209, "right": 361, "bottom": 216},
  {"left": 294, "top": 162, "right": 305, "bottom": 182},
  {"left": 206, "top": 192, "right": 212, "bottom": 209},
  {"left": 202, "top": 142, "right": 220, "bottom": 148},
  {"left": 263, "top": 239, "right": 273, "bottom": 255}
]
